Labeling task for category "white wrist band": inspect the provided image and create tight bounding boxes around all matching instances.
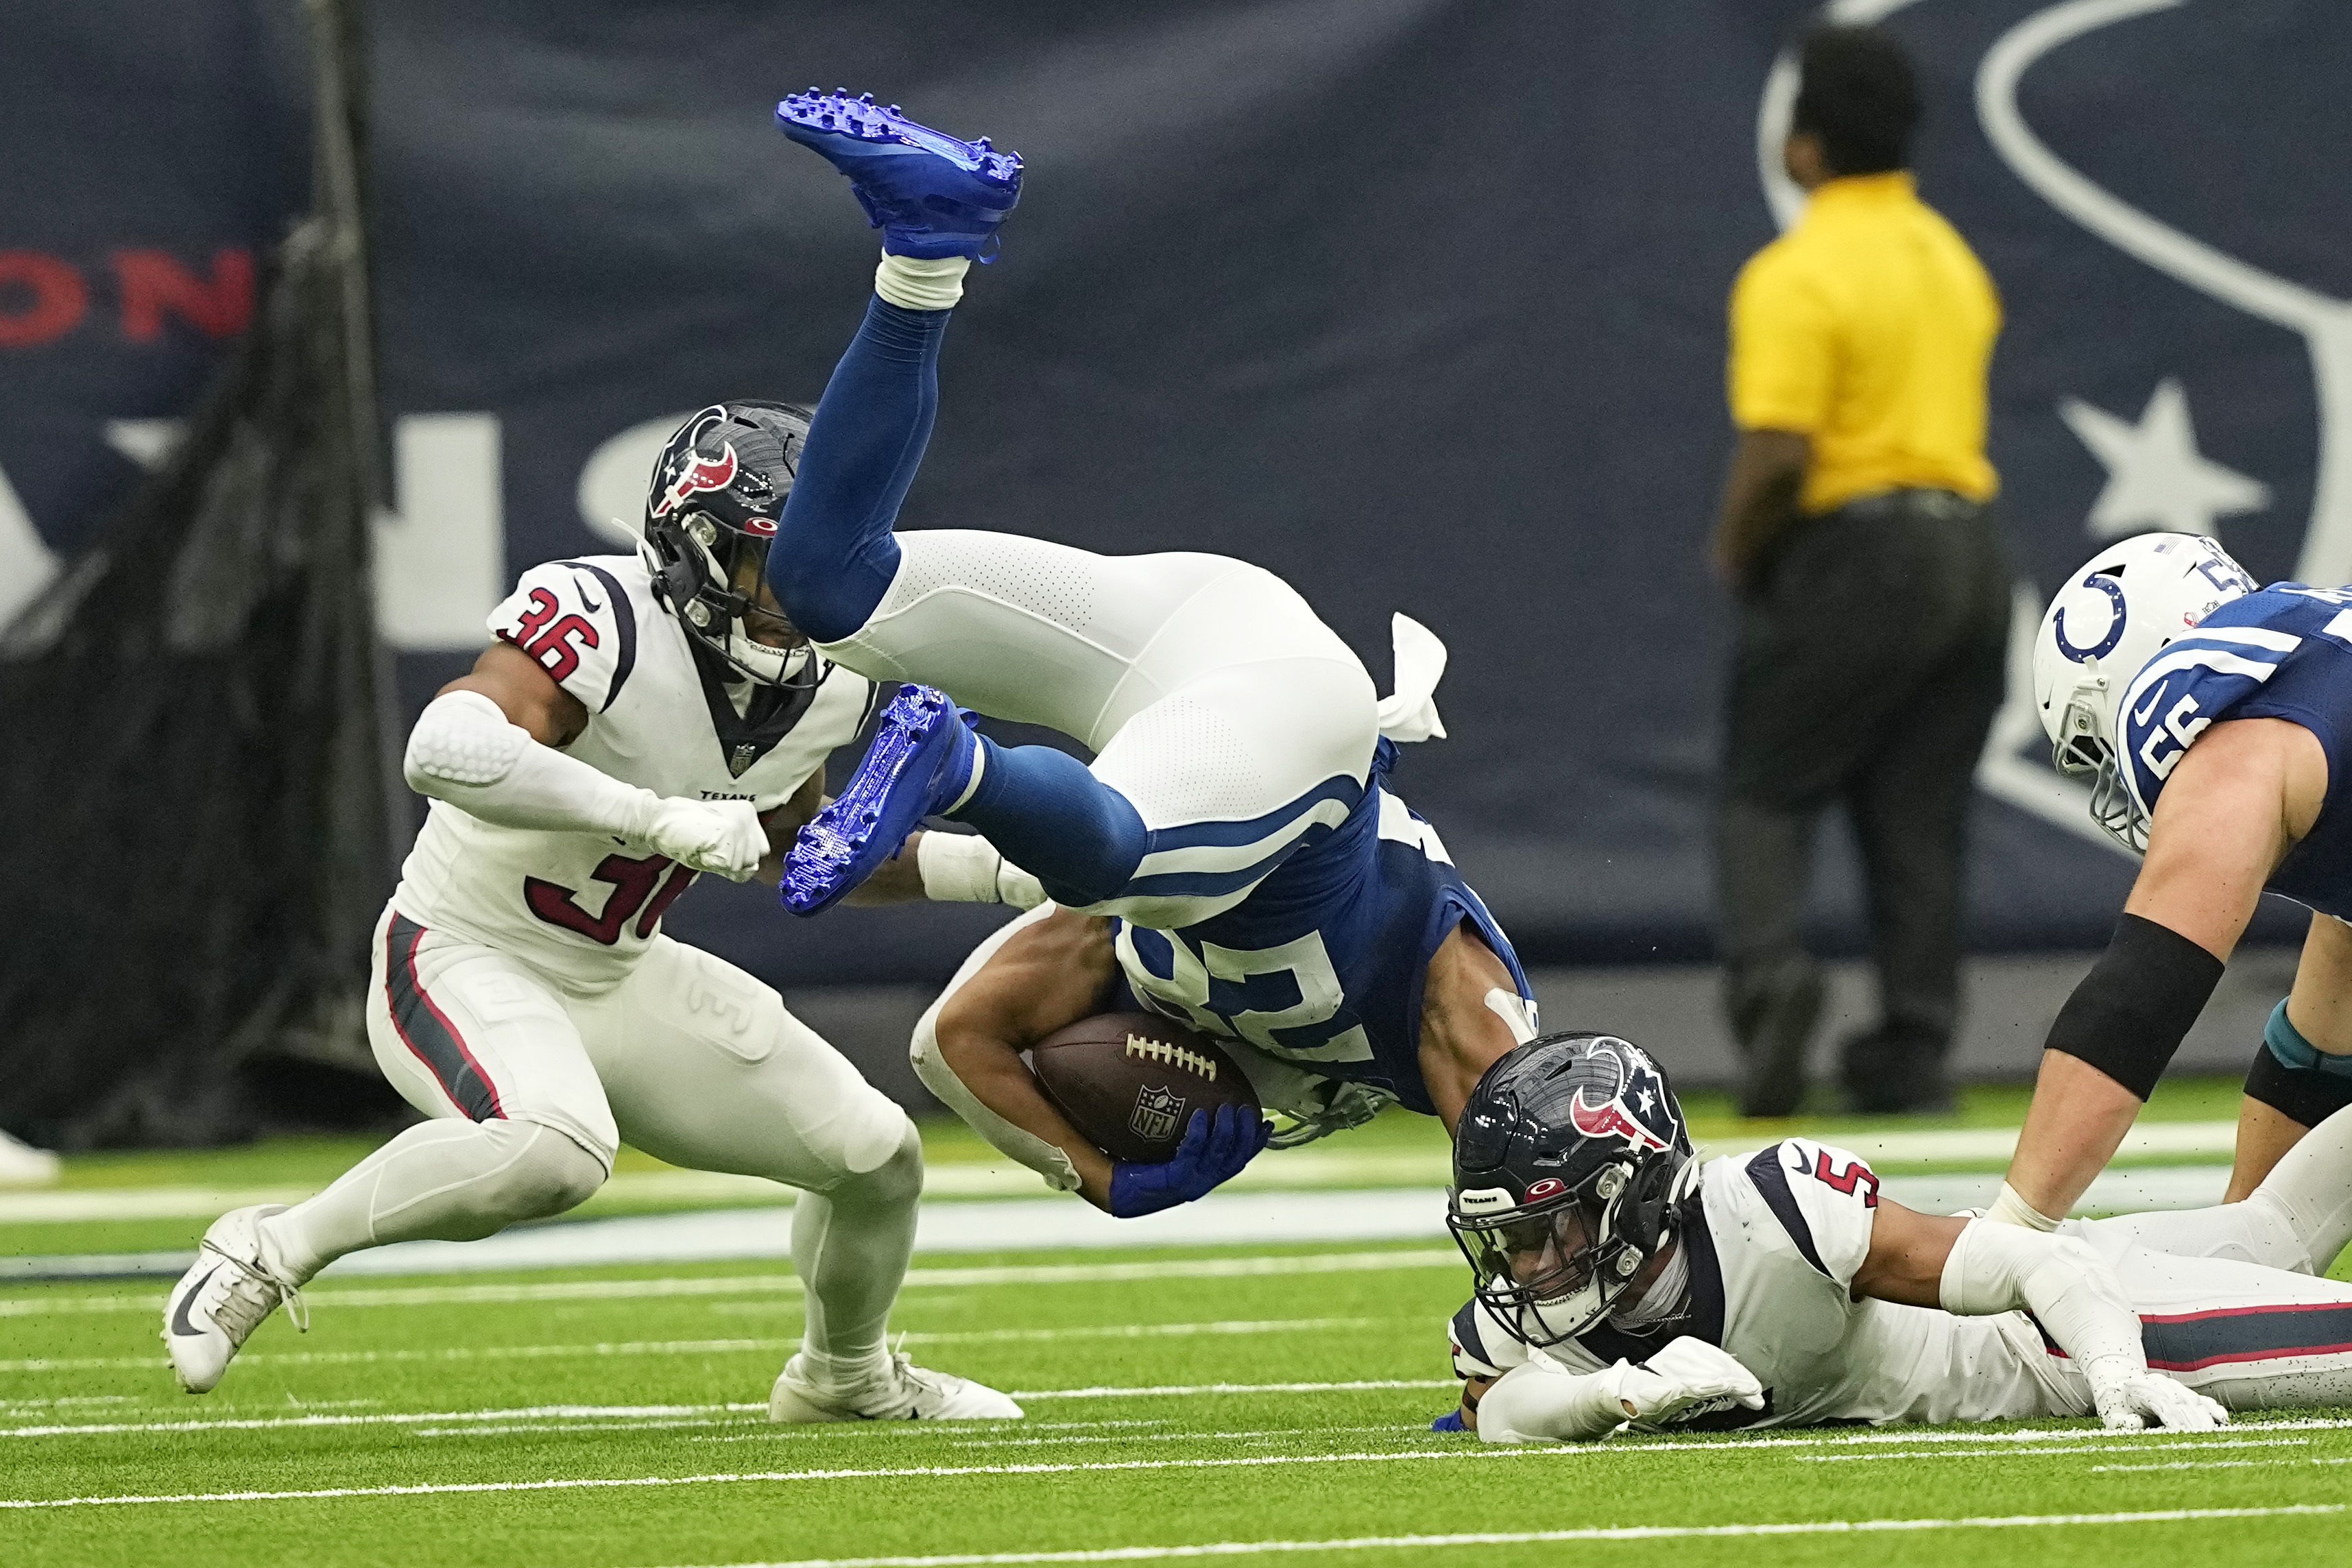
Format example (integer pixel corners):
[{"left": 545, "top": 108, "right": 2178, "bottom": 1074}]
[
  {"left": 1987, "top": 1180, "right": 2061, "bottom": 1231},
  {"left": 917, "top": 832, "right": 1005, "bottom": 903}
]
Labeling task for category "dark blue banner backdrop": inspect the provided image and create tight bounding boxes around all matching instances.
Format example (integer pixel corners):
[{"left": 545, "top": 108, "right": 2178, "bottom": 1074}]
[{"left": 4, "top": 0, "right": 2337, "bottom": 989}]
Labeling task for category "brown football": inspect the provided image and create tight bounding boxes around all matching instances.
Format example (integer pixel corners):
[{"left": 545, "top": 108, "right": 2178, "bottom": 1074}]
[{"left": 1029, "top": 1011, "right": 1254, "bottom": 1164}]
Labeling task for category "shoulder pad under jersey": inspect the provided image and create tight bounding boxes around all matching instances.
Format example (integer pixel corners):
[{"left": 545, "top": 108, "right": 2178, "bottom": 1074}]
[{"left": 488, "top": 558, "right": 642, "bottom": 714}]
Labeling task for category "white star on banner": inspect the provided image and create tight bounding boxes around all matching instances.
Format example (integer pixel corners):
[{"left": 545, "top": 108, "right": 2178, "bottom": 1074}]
[{"left": 2059, "top": 377, "right": 2271, "bottom": 539}]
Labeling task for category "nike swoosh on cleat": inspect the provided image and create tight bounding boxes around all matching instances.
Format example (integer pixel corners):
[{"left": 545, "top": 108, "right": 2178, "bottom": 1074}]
[{"left": 168, "top": 1268, "right": 218, "bottom": 1338}]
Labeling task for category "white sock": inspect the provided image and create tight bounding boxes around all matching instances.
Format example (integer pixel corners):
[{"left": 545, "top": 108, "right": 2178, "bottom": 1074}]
[
  {"left": 792, "top": 1122, "right": 922, "bottom": 1389},
  {"left": 875, "top": 252, "right": 971, "bottom": 311},
  {"left": 256, "top": 1119, "right": 606, "bottom": 1283}
]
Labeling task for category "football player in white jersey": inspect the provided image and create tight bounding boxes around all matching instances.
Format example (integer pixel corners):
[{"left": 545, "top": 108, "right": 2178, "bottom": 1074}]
[
  {"left": 1439, "top": 1034, "right": 2352, "bottom": 1442},
  {"left": 753, "top": 93, "right": 1539, "bottom": 1215},
  {"left": 162, "top": 399, "right": 1020, "bottom": 1423}
]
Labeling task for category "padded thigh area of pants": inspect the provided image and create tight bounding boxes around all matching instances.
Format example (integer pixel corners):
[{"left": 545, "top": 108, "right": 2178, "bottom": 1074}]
[
  {"left": 830, "top": 531, "right": 1370, "bottom": 753},
  {"left": 1093, "top": 656, "right": 1377, "bottom": 830},
  {"left": 579, "top": 937, "right": 911, "bottom": 1188}
]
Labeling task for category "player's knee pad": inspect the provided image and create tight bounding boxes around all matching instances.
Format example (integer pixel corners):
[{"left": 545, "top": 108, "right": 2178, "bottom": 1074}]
[
  {"left": 827, "top": 1118, "right": 924, "bottom": 1211},
  {"left": 485, "top": 1120, "right": 608, "bottom": 1221},
  {"left": 2246, "top": 1004, "right": 2352, "bottom": 1129}
]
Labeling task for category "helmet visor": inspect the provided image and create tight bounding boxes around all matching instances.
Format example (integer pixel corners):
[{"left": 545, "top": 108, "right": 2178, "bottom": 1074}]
[
  {"left": 1456, "top": 1205, "right": 1596, "bottom": 1303},
  {"left": 1450, "top": 1194, "right": 1620, "bottom": 1344}
]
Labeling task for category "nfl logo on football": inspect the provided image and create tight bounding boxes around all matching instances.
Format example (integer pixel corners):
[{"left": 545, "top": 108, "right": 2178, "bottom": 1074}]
[{"left": 1129, "top": 1085, "right": 1184, "bottom": 1143}]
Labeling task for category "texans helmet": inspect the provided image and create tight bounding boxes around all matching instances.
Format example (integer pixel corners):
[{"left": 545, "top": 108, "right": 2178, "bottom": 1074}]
[
  {"left": 2030, "top": 532, "right": 2255, "bottom": 852},
  {"left": 640, "top": 401, "right": 826, "bottom": 690},
  {"left": 1448, "top": 1032, "right": 1696, "bottom": 1348}
]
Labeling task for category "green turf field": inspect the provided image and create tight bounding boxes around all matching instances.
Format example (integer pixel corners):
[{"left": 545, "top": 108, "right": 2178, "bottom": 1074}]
[{"left": 5, "top": 1086, "right": 2349, "bottom": 1568}]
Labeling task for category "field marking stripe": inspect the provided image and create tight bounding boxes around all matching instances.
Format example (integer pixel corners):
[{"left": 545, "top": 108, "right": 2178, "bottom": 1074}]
[
  {"left": 1009, "top": 1381, "right": 1456, "bottom": 1400},
  {"left": 649, "top": 1508, "right": 2351, "bottom": 1566},
  {"left": 0, "top": 1249, "right": 1463, "bottom": 1316},
  {"left": 8, "top": 1441, "right": 2344, "bottom": 1512},
  {"left": 0, "top": 1318, "right": 1392, "bottom": 1378}
]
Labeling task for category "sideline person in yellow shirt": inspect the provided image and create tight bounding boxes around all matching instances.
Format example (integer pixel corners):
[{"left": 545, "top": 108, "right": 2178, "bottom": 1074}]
[{"left": 1709, "top": 24, "right": 2009, "bottom": 1119}]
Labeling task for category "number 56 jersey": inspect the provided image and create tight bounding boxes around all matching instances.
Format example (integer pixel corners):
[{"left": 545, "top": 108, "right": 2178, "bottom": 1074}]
[
  {"left": 392, "top": 555, "right": 875, "bottom": 991},
  {"left": 2118, "top": 583, "right": 2352, "bottom": 920}
]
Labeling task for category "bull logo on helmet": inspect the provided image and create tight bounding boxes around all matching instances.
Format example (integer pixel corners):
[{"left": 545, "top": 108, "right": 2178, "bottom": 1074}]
[
  {"left": 1568, "top": 1085, "right": 1671, "bottom": 1154},
  {"left": 653, "top": 444, "right": 741, "bottom": 519},
  {"left": 1565, "top": 1039, "right": 1679, "bottom": 1155}
]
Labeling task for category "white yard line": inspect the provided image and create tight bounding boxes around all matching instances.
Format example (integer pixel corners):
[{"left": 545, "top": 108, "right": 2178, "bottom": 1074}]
[
  {"left": 0, "top": 1160, "right": 2246, "bottom": 1282},
  {"left": 2091, "top": 1456, "right": 2352, "bottom": 1473},
  {"left": 3, "top": 1431, "right": 2339, "bottom": 1519},
  {"left": 647, "top": 1506, "right": 2349, "bottom": 1566},
  {"left": 0, "top": 1121, "right": 2243, "bottom": 1227},
  {"left": 0, "top": 1316, "right": 1389, "bottom": 1382},
  {"left": 1797, "top": 1436, "right": 2307, "bottom": 1462},
  {"left": 0, "top": 1249, "right": 1463, "bottom": 1316}
]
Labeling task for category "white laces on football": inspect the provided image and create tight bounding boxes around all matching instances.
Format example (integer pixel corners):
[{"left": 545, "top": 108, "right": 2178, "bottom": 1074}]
[{"left": 197, "top": 1237, "right": 308, "bottom": 1339}]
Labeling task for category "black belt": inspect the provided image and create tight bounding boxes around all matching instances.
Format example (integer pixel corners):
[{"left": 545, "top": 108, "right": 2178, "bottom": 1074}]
[{"left": 1825, "top": 487, "right": 1982, "bottom": 525}]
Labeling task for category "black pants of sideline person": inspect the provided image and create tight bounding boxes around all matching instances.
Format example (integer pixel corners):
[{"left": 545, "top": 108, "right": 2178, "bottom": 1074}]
[{"left": 1714, "top": 491, "right": 2011, "bottom": 1115}]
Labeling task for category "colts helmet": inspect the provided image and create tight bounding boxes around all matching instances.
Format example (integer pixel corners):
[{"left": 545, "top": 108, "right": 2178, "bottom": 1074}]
[
  {"left": 640, "top": 401, "right": 824, "bottom": 689},
  {"left": 2031, "top": 532, "right": 2256, "bottom": 852},
  {"left": 1448, "top": 1033, "right": 1696, "bottom": 1349}
]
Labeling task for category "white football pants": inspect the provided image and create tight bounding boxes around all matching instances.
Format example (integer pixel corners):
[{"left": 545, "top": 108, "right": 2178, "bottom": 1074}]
[
  {"left": 256, "top": 907, "right": 918, "bottom": 1379},
  {"left": 814, "top": 530, "right": 1384, "bottom": 928}
]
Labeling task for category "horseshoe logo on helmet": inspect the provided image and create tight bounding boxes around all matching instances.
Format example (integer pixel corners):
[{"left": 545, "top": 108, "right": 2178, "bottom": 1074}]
[{"left": 2054, "top": 568, "right": 2130, "bottom": 663}]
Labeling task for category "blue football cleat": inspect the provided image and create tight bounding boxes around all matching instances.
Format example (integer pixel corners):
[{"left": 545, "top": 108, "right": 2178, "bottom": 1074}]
[
  {"left": 1429, "top": 1410, "right": 1467, "bottom": 1434},
  {"left": 783, "top": 684, "right": 981, "bottom": 915},
  {"left": 776, "top": 90, "right": 1022, "bottom": 260}
]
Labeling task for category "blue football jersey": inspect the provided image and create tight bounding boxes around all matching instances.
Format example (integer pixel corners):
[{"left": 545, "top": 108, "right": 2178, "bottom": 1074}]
[
  {"left": 1110, "top": 743, "right": 1532, "bottom": 1115},
  {"left": 2118, "top": 583, "right": 2352, "bottom": 918}
]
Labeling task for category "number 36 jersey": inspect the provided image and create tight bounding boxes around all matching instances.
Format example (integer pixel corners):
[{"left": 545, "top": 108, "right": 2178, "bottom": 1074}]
[
  {"left": 391, "top": 555, "right": 874, "bottom": 991},
  {"left": 2119, "top": 583, "right": 2352, "bottom": 920}
]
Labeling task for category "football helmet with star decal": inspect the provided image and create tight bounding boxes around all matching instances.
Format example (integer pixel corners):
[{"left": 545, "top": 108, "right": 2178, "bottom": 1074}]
[
  {"left": 640, "top": 400, "right": 829, "bottom": 690},
  {"left": 1448, "top": 1032, "right": 1696, "bottom": 1348}
]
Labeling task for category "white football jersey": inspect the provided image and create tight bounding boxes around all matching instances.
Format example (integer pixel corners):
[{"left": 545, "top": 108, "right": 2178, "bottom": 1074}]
[
  {"left": 1455, "top": 1138, "right": 2085, "bottom": 1431},
  {"left": 391, "top": 554, "right": 876, "bottom": 990}
]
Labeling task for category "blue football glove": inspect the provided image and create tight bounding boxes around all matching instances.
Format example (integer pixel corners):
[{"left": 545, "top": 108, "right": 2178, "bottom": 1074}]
[{"left": 1107, "top": 1104, "right": 1270, "bottom": 1218}]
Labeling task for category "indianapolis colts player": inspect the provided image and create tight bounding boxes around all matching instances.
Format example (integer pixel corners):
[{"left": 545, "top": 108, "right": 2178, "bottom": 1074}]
[
  {"left": 1441, "top": 1033, "right": 2352, "bottom": 1443},
  {"left": 757, "top": 92, "right": 1539, "bottom": 1211},
  {"left": 162, "top": 400, "right": 1018, "bottom": 1423},
  {"left": 1978, "top": 534, "right": 2352, "bottom": 1238}
]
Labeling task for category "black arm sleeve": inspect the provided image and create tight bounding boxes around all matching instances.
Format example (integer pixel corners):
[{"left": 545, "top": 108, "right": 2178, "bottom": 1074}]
[{"left": 2043, "top": 913, "right": 2226, "bottom": 1100}]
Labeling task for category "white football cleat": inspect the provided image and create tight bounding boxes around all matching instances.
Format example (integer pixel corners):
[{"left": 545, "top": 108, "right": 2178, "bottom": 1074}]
[
  {"left": 769, "top": 1351, "right": 1023, "bottom": 1422},
  {"left": 0, "top": 1127, "right": 60, "bottom": 1188},
  {"left": 162, "top": 1205, "right": 307, "bottom": 1394}
]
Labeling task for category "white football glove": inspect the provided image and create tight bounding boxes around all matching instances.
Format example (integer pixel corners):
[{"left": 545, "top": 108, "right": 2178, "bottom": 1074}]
[
  {"left": 2089, "top": 1363, "right": 2228, "bottom": 1432},
  {"left": 1476, "top": 1338, "right": 1762, "bottom": 1443},
  {"left": 640, "top": 797, "right": 768, "bottom": 882},
  {"left": 1607, "top": 1337, "right": 1766, "bottom": 1425}
]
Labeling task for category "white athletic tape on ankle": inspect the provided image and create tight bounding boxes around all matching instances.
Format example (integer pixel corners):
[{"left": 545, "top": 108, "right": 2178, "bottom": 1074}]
[
  {"left": 406, "top": 690, "right": 528, "bottom": 786},
  {"left": 876, "top": 252, "right": 970, "bottom": 311}
]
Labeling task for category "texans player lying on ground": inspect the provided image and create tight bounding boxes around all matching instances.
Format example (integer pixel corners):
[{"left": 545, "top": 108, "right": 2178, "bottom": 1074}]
[
  {"left": 162, "top": 400, "right": 1018, "bottom": 1422},
  {"left": 748, "top": 92, "right": 1539, "bottom": 1211},
  {"left": 1441, "top": 1034, "right": 2352, "bottom": 1442},
  {"left": 1979, "top": 534, "right": 2352, "bottom": 1242}
]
